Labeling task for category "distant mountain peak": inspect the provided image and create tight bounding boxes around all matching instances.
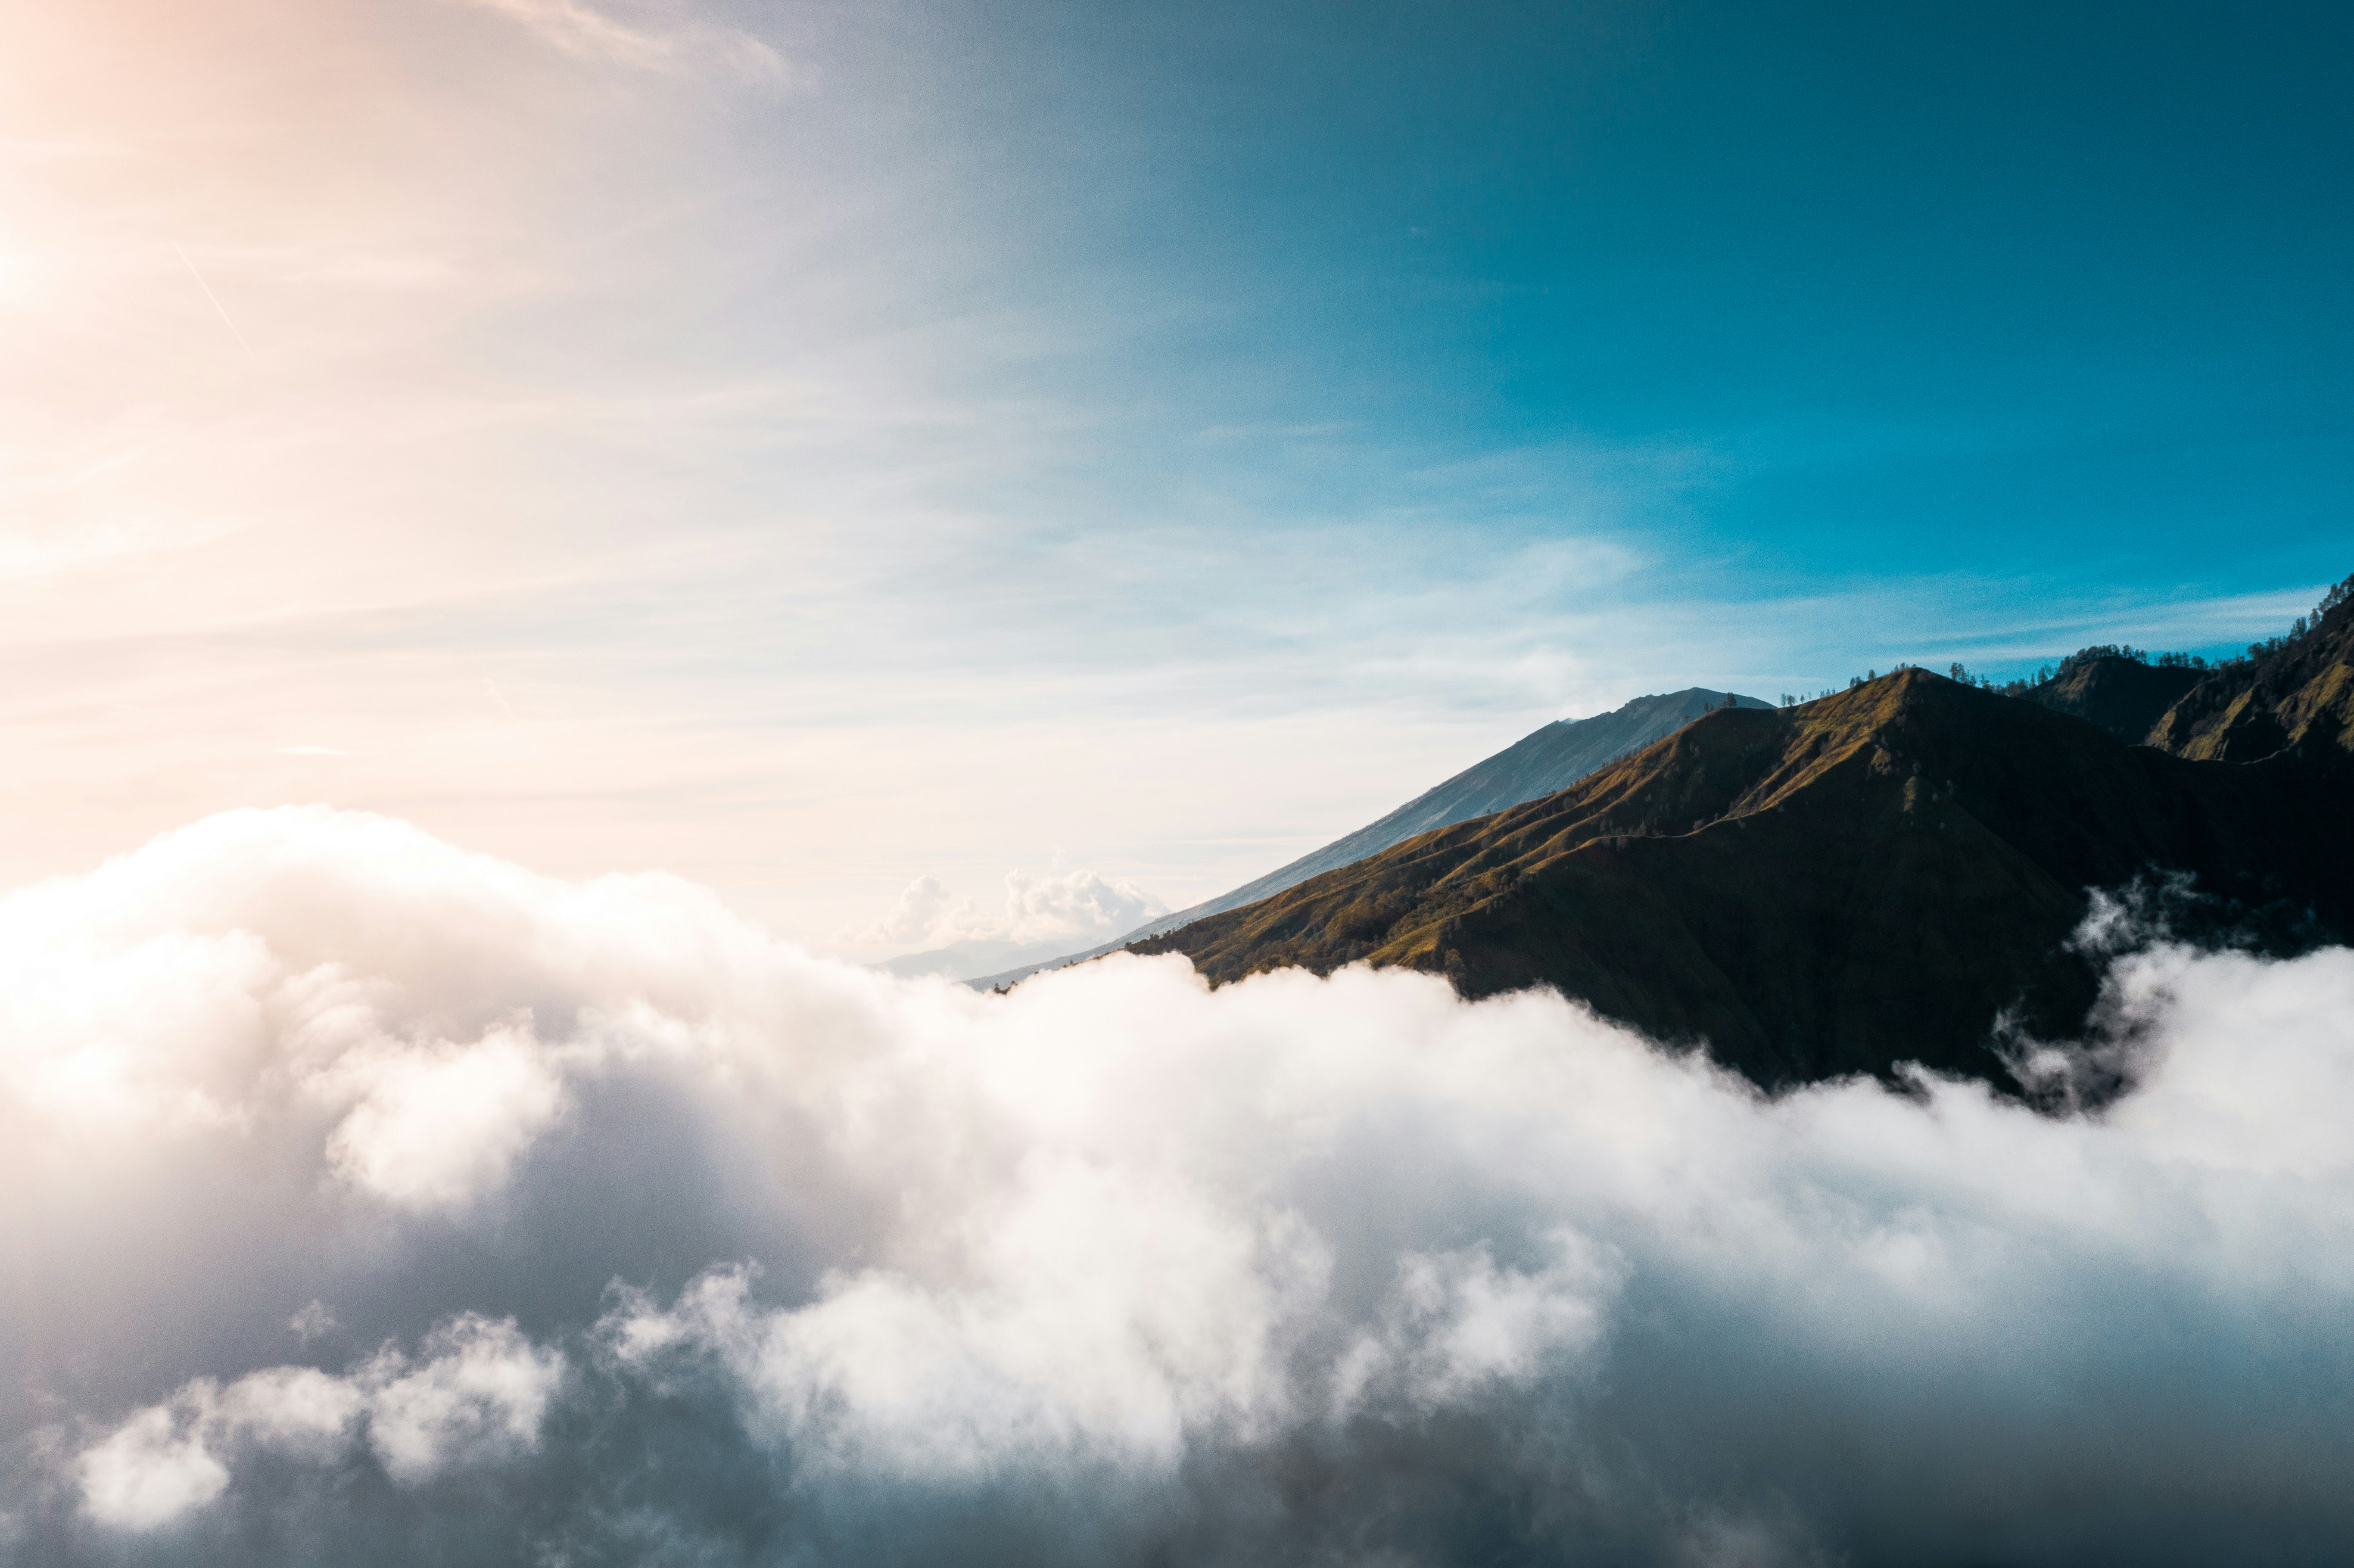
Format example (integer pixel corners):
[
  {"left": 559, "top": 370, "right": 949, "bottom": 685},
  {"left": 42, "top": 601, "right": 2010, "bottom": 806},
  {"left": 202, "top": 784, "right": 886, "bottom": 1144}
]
[{"left": 964, "top": 686, "right": 1771, "bottom": 990}]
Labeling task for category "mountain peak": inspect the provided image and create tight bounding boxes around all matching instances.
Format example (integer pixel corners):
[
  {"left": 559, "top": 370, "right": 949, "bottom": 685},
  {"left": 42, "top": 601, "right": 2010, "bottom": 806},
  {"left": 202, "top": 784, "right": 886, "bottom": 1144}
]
[
  {"left": 964, "top": 684, "right": 1771, "bottom": 989},
  {"left": 1130, "top": 663, "right": 2354, "bottom": 1086}
]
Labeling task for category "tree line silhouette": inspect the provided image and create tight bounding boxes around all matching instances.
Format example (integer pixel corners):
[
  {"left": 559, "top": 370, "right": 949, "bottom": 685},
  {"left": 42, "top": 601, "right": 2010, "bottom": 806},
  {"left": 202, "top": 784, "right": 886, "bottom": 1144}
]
[{"left": 1774, "top": 571, "right": 2352, "bottom": 709}]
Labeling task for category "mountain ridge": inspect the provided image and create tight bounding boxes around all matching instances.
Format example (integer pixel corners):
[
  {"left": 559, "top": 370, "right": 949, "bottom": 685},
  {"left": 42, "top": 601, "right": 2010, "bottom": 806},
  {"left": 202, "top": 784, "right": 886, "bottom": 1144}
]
[
  {"left": 961, "top": 688, "right": 1770, "bottom": 988},
  {"left": 1129, "top": 667, "right": 2354, "bottom": 1086},
  {"left": 2144, "top": 574, "right": 2354, "bottom": 759}
]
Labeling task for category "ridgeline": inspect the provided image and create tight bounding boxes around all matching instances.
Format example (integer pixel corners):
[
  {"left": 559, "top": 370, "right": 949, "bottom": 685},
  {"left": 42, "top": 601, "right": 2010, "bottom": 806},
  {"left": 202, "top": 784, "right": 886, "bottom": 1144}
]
[{"left": 1128, "top": 578, "right": 2354, "bottom": 1088}]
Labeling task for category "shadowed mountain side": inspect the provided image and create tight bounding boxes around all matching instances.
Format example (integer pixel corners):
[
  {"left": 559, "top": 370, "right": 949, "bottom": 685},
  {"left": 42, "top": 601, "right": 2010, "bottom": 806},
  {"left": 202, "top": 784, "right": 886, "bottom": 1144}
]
[
  {"left": 966, "top": 689, "right": 1769, "bottom": 989},
  {"left": 2146, "top": 574, "right": 2354, "bottom": 760},
  {"left": 1130, "top": 670, "right": 2354, "bottom": 1086},
  {"left": 2026, "top": 655, "right": 2202, "bottom": 743}
]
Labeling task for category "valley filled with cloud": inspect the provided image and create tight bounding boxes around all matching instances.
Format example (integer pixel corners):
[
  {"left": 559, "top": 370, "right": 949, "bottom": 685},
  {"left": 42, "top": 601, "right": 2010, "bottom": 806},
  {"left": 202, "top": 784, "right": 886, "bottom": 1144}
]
[{"left": 4, "top": 807, "right": 2349, "bottom": 1566}]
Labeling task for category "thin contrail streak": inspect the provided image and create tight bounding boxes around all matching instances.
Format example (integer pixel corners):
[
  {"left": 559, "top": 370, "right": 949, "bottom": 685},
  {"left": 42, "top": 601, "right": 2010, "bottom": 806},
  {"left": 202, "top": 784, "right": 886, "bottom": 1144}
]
[{"left": 173, "top": 242, "right": 257, "bottom": 360}]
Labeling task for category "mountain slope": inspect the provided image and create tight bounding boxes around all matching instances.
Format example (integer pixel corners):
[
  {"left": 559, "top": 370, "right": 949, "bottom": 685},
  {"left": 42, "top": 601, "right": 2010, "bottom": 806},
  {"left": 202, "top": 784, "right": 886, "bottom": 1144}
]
[
  {"left": 2025, "top": 653, "right": 2203, "bottom": 743},
  {"left": 1131, "top": 670, "right": 2354, "bottom": 1086},
  {"left": 2145, "top": 574, "right": 2354, "bottom": 759},
  {"left": 965, "top": 689, "right": 1769, "bottom": 988},
  {"left": 877, "top": 937, "right": 1087, "bottom": 980},
  {"left": 1159, "top": 688, "right": 1775, "bottom": 923}
]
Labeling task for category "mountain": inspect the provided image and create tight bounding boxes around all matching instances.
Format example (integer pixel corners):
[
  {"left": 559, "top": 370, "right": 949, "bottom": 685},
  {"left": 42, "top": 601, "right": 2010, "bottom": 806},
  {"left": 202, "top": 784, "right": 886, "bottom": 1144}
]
[
  {"left": 877, "top": 938, "right": 1087, "bottom": 980},
  {"left": 2024, "top": 653, "right": 2203, "bottom": 743},
  {"left": 1128, "top": 669, "right": 2354, "bottom": 1087},
  {"left": 2144, "top": 574, "right": 2354, "bottom": 759},
  {"left": 964, "top": 689, "right": 1771, "bottom": 989}
]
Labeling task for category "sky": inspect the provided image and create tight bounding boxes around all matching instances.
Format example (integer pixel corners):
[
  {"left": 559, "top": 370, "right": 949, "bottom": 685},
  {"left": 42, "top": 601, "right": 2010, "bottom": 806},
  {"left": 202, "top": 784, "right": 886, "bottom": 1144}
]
[{"left": 5, "top": 0, "right": 2350, "bottom": 952}]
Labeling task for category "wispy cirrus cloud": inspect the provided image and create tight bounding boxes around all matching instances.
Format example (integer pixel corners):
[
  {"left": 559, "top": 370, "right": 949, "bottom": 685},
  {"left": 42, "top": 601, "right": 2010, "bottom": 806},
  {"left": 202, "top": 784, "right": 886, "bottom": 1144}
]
[{"left": 443, "top": 0, "right": 794, "bottom": 85}]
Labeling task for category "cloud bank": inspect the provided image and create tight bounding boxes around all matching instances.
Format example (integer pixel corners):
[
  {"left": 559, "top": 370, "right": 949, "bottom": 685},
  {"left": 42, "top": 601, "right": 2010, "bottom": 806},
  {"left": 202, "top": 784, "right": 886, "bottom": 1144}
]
[{"left": 3, "top": 807, "right": 2352, "bottom": 1565}]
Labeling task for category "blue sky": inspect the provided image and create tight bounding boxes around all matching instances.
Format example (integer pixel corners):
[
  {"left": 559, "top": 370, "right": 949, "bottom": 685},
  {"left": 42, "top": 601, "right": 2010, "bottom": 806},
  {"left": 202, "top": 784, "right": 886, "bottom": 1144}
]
[
  {"left": 6, "top": 0, "right": 2348, "bottom": 946},
  {"left": 949, "top": 0, "right": 2348, "bottom": 638}
]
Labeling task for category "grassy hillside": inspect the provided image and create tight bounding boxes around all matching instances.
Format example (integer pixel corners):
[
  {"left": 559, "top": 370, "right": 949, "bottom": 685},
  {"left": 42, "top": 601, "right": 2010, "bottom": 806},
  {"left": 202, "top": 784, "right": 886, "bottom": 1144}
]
[
  {"left": 2026, "top": 654, "right": 2201, "bottom": 742},
  {"left": 2145, "top": 575, "right": 2354, "bottom": 759},
  {"left": 1130, "top": 669, "right": 2354, "bottom": 1086}
]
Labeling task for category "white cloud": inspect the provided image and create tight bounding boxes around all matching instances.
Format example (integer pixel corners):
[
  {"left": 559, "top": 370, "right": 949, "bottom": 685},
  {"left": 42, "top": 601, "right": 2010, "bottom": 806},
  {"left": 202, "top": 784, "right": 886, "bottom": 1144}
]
[
  {"left": 998, "top": 869, "right": 1167, "bottom": 946},
  {"left": 78, "top": 1315, "right": 560, "bottom": 1531},
  {"left": 1349, "top": 1232, "right": 1619, "bottom": 1412},
  {"left": 215, "top": 1367, "right": 368, "bottom": 1461},
  {"left": 847, "top": 868, "right": 1168, "bottom": 952},
  {"left": 289, "top": 1300, "right": 338, "bottom": 1343},
  {"left": 77, "top": 1403, "right": 229, "bottom": 1532},
  {"left": 318, "top": 1027, "right": 570, "bottom": 1210},
  {"left": 359, "top": 1315, "right": 565, "bottom": 1484},
  {"left": 849, "top": 873, "right": 966, "bottom": 947},
  {"left": 4, "top": 807, "right": 2353, "bottom": 1562}
]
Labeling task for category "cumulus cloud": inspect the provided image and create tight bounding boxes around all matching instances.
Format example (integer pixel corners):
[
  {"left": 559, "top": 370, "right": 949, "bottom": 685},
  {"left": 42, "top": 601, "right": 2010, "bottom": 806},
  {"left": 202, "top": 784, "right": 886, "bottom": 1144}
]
[
  {"left": 2, "top": 806, "right": 2352, "bottom": 1565},
  {"left": 849, "top": 867, "right": 1167, "bottom": 952},
  {"left": 77, "top": 1406, "right": 229, "bottom": 1533},
  {"left": 76, "top": 1315, "right": 560, "bottom": 1531},
  {"left": 320, "top": 1026, "right": 570, "bottom": 1209},
  {"left": 288, "top": 1301, "right": 337, "bottom": 1345}
]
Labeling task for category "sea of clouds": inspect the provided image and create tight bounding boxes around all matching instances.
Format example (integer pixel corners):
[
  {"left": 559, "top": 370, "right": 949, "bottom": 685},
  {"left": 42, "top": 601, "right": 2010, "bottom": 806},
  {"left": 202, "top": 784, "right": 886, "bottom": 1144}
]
[{"left": 3, "top": 806, "right": 2351, "bottom": 1566}]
